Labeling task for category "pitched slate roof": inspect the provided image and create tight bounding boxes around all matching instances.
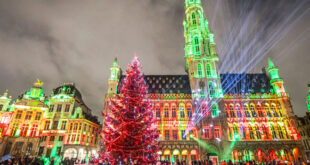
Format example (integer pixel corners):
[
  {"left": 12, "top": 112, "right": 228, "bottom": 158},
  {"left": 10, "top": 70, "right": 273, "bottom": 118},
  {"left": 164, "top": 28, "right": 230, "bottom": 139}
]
[
  {"left": 117, "top": 75, "right": 192, "bottom": 94},
  {"left": 220, "top": 73, "right": 272, "bottom": 94},
  {"left": 117, "top": 73, "right": 272, "bottom": 95}
]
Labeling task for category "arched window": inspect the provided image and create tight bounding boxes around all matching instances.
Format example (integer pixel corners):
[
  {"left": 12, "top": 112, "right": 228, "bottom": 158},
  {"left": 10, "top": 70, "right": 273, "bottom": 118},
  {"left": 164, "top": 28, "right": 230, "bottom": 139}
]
[
  {"left": 243, "top": 104, "right": 251, "bottom": 118},
  {"left": 262, "top": 125, "right": 269, "bottom": 139},
  {"left": 271, "top": 104, "right": 279, "bottom": 117},
  {"left": 233, "top": 126, "right": 239, "bottom": 140},
  {"left": 250, "top": 104, "right": 257, "bottom": 117},
  {"left": 265, "top": 104, "right": 272, "bottom": 117},
  {"left": 201, "top": 103, "right": 208, "bottom": 116},
  {"left": 208, "top": 82, "right": 215, "bottom": 98},
  {"left": 249, "top": 126, "right": 255, "bottom": 140},
  {"left": 270, "top": 125, "right": 277, "bottom": 139},
  {"left": 229, "top": 104, "right": 235, "bottom": 118},
  {"left": 255, "top": 125, "right": 261, "bottom": 139},
  {"left": 164, "top": 104, "right": 169, "bottom": 118},
  {"left": 172, "top": 104, "right": 176, "bottom": 118},
  {"left": 277, "top": 125, "right": 284, "bottom": 139},
  {"left": 197, "top": 63, "right": 202, "bottom": 78},
  {"left": 211, "top": 103, "right": 218, "bottom": 117},
  {"left": 186, "top": 104, "right": 192, "bottom": 118},
  {"left": 235, "top": 104, "right": 242, "bottom": 118},
  {"left": 277, "top": 103, "right": 283, "bottom": 117},
  {"left": 192, "top": 13, "right": 196, "bottom": 25},
  {"left": 206, "top": 63, "right": 211, "bottom": 77},
  {"left": 179, "top": 104, "right": 185, "bottom": 118},
  {"left": 257, "top": 104, "right": 264, "bottom": 117},
  {"left": 240, "top": 126, "right": 246, "bottom": 139},
  {"left": 156, "top": 106, "right": 161, "bottom": 118},
  {"left": 194, "top": 37, "right": 200, "bottom": 55}
]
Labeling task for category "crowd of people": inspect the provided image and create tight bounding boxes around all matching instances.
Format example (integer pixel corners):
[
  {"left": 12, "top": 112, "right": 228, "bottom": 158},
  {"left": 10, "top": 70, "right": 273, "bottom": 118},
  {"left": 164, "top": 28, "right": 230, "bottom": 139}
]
[{"left": 1, "top": 157, "right": 310, "bottom": 165}]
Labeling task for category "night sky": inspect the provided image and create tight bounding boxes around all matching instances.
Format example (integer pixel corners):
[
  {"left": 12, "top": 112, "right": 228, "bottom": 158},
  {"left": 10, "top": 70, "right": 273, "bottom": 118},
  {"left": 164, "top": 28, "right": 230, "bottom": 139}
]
[{"left": 0, "top": 0, "right": 309, "bottom": 120}]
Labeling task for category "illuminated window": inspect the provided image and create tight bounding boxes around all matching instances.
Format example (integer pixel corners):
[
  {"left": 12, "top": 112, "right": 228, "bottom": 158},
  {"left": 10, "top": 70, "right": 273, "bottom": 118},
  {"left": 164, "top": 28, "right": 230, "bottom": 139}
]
[
  {"left": 278, "top": 125, "right": 284, "bottom": 139},
  {"left": 257, "top": 105, "right": 264, "bottom": 117},
  {"left": 271, "top": 104, "right": 279, "bottom": 117},
  {"left": 212, "top": 103, "right": 218, "bottom": 117},
  {"left": 233, "top": 126, "right": 239, "bottom": 140},
  {"left": 44, "top": 121, "right": 50, "bottom": 130},
  {"left": 192, "top": 13, "right": 196, "bottom": 25},
  {"left": 50, "top": 136, "right": 55, "bottom": 142},
  {"left": 249, "top": 126, "right": 255, "bottom": 140},
  {"left": 172, "top": 105, "right": 176, "bottom": 118},
  {"left": 16, "top": 110, "right": 22, "bottom": 119},
  {"left": 30, "top": 124, "right": 38, "bottom": 137},
  {"left": 11, "top": 123, "right": 18, "bottom": 136},
  {"left": 57, "top": 104, "right": 62, "bottom": 112},
  {"left": 59, "top": 136, "right": 64, "bottom": 141},
  {"left": 25, "top": 111, "right": 32, "bottom": 120},
  {"left": 201, "top": 104, "right": 208, "bottom": 116},
  {"left": 263, "top": 126, "right": 269, "bottom": 139},
  {"left": 49, "top": 105, "right": 54, "bottom": 112},
  {"left": 165, "top": 130, "right": 170, "bottom": 140},
  {"left": 235, "top": 104, "right": 242, "bottom": 118},
  {"left": 206, "top": 63, "right": 211, "bottom": 77},
  {"left": 214, "top": 128, "right": 220, "bottom": 138},
  {"left": 74, "top": 123, "right": 78, "bottom": 130},
  {"left": 52, "top": 121, "right": 58, "bottom": 130},
  {"left": 270, "top": 125, "right": 277, "bottom": 139},
  {"left": 197, "top": 63, "right": 202, "bottom": 78},
  {"left": 244, "top": 104, "right": 251, "bottom": 118},
  {"left": 180, "top": 104, "right": 185, "bottom": 118},
  {"left": 250, "top": 104, "right": 257, "bottom": 117},
  {"left": 0, "top": 104, "right": 3, "bottom": 111},
  {"left": 61, "top": 121, "right": 67, "bottom": 130},
  {"left": 255, "top": 126, "right": 261, "bottom": 139},
  {"left": 229, "top": 105, "right": 235, "bottom": 118},
  {"left": 172, "top": 130, "right": 177, "bottom": 140},
  {"left": 277, "top": 103, "right": 283, "bottom": 117},
  {"left": 65, "top": 104, "right": 70, "bottom": 112},
  {"left": 35, "top": 112, "right": 41, "bottom": 120},
  {"left": 181, "top": 130, "right": 186, "bottom": 140},
  {"left": 240, "top": 126, "right": 246, "bottom": 139},
  {"left": 156, "top": 107, "right": 161, "bottom": 118},
  {"left": 208, "top": 82, "right": 215, "bottom": 98},
  {"left": 265, "top": 104, "right": 272, "bottom": 117},
  {"left": 164, "top": 105, "right": 169, "bottom": 118},
  {"left": 20, "top": 124, "right": 29, "bottom": 136},
  {"left": 194, "top": 37, "right": 200, "bottom": 54},
  {"left": 186, "top": 105, "right": 192, "bottom": 118},
  {"left": 204, "top": 127, "right": 211, "bottom": 139}
]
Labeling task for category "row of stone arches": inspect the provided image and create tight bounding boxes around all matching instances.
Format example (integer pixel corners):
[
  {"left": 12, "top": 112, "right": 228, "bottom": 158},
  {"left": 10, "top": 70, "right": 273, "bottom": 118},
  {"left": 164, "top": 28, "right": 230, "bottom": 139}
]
[
  {"left": 232, "top": 148, "right": 300, "bottom": 162},
  {"left": 158, "top": 149, "right": 198, "bottom": 162}
]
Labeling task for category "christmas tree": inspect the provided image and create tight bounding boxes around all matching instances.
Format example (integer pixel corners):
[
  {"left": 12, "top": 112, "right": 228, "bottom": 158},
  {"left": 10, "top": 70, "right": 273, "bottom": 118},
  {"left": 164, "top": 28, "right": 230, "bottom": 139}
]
[{"left": 103, "top": 57, "right": 159, "bottom": 164}]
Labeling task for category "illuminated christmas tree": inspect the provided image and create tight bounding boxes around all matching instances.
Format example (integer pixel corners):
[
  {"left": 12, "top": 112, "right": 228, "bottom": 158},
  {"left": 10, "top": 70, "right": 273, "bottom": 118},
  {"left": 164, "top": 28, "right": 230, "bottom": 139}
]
[{"left": 103, "top": 57, "right": 158, "bottom": 164}]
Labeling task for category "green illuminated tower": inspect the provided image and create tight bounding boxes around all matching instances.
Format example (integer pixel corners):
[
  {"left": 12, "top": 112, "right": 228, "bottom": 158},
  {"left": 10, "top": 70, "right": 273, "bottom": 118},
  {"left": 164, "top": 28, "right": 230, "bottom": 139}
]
[
  {"left": 23, "top": 79, "right": 45, "bottom": 101},
  {"left": 307, "top": 84, "right": 310, "bottom": 111},
  {"left": 267, "top": 58, "right": 286, "bottom": 97},
  {"left": 107, "top": 58, "right": 122, "bottom": 96},
  {"left": 183, "top": 0, "right": 222, "bottom": 99}
]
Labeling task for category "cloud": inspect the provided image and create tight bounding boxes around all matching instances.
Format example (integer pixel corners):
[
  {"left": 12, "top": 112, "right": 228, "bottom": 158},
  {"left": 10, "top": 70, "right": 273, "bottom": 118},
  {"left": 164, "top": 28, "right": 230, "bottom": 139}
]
[{"left": 0, "top": 0, "right": 309, "bottom": 121}]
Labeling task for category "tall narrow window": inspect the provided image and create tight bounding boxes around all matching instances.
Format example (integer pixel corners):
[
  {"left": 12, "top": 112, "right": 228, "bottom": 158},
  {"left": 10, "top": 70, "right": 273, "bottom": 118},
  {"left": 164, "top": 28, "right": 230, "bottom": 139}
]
[
  {"left": 265, "top": 104, "right": 272, "bottom": 117},
  {"left": 229, "top": 104, "right": 235, "bottom": 118},
  {"left": 214, "top": 128, "right": 220, "bottom": 138},
  {"left": 35, "top": 112, "right": 42, "bottom": 120},
  {"left": 164, "top": 105, "right": 169, "bottom": 118},
  {"left": 250, "top": 104, "right": 257, "bottom": 117},
  {"left": 61, "top": 121, "right": 67, "bottom": 130},
  {"left": 181, "top": 130, "right": 186, "bottom": 140},
  {"left": 156, "top": 107, "right": 161, "bottom": 118},
  {"left": 271, "top": 104, "right": 279, "bottom": 117},
  {"left": 201, "top": 104, "right": 208, "bottom": 116},
  {"left": 49, "top": 105, "right": 54, "bottom": 112},
  {"left": 197, "top": 63, "right": 202, "bottom": 78},
  {"left": 211, "top": 103, "right": 218, "bottom": 117},
  {"left": 44, "top": 121, "right": 50, "bottom": 130},
  {"left": 25, "top": 111, "right": 32, "bottom": 120},
  {"left": 165, "top": 130, "right": 170, "bottom": 140},
  {"left": 16, "top": 110, "right": 22, "bottom": 119},
  {"left": 270, "top": 125, "right": 277, "bottom": 139},
  {"left": 180, "top": 104, "right": 185, "bottom": 118},
  {"left": 255, "top": 126, "right": 261, "bottom": 139},
  {"left": 194, "top": 37, "right": 200, "bottom": 55},
  {"left": 52, "top": 121, "right": 58, "bottom": 130},
  {"left": 244, "top": 104, "right": 251, "bottom": 118},
  {"left": 257, "top": 105, "right": 264, "bottom": 117},
  {"left": 208, "top": 82, "right": 215, "bottom": 98},
  {"left": 186, "top": 104, "right": 192, "bottom": 118},
  {"left": 172, "top": 105, "right": 176, "bottom": 118},
  {"left": 249, "top": 126, "right": 255, "bottom": 140},
  {"left": 57, "top": 104, "right": 62, "bottom": 112},
  {"left": 172, "top": 130, "right": 177, "bottom": 140},
  {"left": 206, "top": 64, "right": 211, "bottom": 77},
  {"left": 235, "top": 104, "right": 242, "bottom": 118},
  {"left": 65, "top": 104, "right": 70, "bottom": 112},
  {"left": 192, "top": 13, "right": 196, "bottom": 25}
]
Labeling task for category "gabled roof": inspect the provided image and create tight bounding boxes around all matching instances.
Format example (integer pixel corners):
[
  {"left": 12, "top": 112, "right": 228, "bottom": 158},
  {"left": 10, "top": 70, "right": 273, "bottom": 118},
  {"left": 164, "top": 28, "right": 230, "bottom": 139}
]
[{"left": 117, "top": 75, "right": 192, "bottom": 94}]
